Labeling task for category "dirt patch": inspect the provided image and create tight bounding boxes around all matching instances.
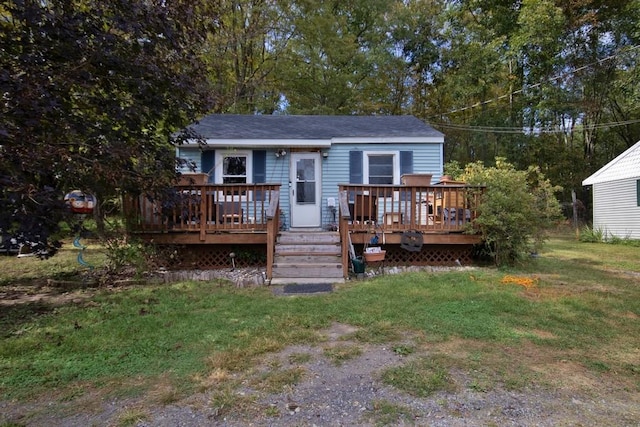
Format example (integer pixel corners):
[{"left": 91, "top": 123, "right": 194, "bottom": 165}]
[{"left": 2, "top": 322, "right": 639, "bottom": 427}]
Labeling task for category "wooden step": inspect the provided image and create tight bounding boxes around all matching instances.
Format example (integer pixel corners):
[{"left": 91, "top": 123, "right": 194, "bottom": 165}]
[
  {"left": 277, "top": 231, "right": 340, "bottom": 245},
  {"left": 275, "top": 254, "right": 341, "bottom": 264},
  {"left": 271, "top": 263, "right": 344, "bottom": 279},
  {"left": 275, "top": 244, "right": 340, "bottom": 255},
  {"left": 272, "top": 231, "right": 345, "bottom": 282}
]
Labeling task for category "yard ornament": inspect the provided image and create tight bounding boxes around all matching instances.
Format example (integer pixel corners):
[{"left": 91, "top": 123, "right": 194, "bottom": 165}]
[{"left": 64, "top": 190, "right": 96, "bottom": 269}]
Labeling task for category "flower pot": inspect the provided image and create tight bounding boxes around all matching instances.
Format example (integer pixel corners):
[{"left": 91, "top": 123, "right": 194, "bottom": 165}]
[{"left": 364, "top": 250, "right": 386, "bottom": 263}]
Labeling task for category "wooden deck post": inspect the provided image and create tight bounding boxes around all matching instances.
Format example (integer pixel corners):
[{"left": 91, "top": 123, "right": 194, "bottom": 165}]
[
  {"left": 199, "top": 185, "right": 207, "bottom": 241},
  {"left": 265, "top": 190, "right": 280, "bottom": 282},
  {"left": 338, "top": 190, "right": 351, "bottom": 279}
]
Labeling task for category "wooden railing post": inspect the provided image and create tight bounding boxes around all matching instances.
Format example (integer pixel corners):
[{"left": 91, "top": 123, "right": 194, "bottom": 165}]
[
  {"left": 265, "top": 190, "right": 280, "bottom": 282},
  {"left": 338, "top": 190, "right": 351, "bottom": 279},
  {"left": 199, "top": 185, "right": 207, "bottom": 241}
]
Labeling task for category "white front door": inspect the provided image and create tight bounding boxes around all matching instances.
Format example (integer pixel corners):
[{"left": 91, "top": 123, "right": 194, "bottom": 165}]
[{"left": 290, "top": 152, "right": 321, "bottom": 228}]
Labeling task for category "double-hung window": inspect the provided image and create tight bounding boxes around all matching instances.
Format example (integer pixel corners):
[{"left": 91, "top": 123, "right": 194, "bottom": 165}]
[
  {"left": 214, "top": 151, "right": 253, "bottom": 184},
  {"left": 363, "top": 152, "right": 399, "bottom": 185},
  {"left": 222, "top": 155, "right": 247, "bottom": 184},
  {"left": 215, "top": 151, "right": 253, "bottom": 198}
]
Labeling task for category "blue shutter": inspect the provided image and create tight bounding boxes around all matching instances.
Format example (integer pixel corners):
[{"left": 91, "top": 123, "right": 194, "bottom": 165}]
[
  {"left": 399, "top": 151, "right": 414, "bottom": 199},
  {"left": 349, "top": 151, "right": 363, "bottom": 184},
  {"left": 253, "top": 150, "right": 267, "bottom": 201},
  {"left": 637, "top": 180, "right": 640, "bottom": 207},
  {"left": 400, "top": 151, "right": 413, "bottom": 176},
  {"left": 253, "top": 150, "right": 267, "bottom": 183},
  {"left": 201, "top": 150, "right": 215, "bottom": 183}
]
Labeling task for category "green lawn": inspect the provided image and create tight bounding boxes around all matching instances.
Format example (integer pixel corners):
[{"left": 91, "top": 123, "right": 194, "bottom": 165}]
[{"left": 1, "top": 232, "right": 639, "bottom": 407}]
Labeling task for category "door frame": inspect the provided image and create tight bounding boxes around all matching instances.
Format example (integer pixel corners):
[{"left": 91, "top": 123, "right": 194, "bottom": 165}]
[{"left": 289, "top": 152, "right": 322, "bottom": 228}]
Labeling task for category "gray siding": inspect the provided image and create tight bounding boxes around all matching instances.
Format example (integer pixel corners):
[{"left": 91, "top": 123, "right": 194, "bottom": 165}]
[{"left": 592, "top": 178, "right": 640, "bottom": 239}]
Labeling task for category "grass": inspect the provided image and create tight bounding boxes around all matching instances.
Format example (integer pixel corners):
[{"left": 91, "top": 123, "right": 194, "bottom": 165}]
[
  {"left": 0, "top": 239, "right": 107, "bottom": 286},
  {"left": 1, "top": 229, "right": 639, "bottom": 414},
  {"left": 381, "top": 354, "right": 456, "bottom": 397},
  {"left": 367, "top": 400, "right": 416, "bottom": 426}
]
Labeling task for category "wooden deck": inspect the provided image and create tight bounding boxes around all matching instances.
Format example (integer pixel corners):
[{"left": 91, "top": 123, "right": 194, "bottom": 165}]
[
  {"left": 337, "top": 184, "right": 484, "bottom": 278},
  {"left": 125, "top": 183, "right": 485, "bottom": 279}
]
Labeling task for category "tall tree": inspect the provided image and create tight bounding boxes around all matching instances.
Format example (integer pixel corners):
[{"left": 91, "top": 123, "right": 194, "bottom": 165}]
[
  {"left": 0, "top": 0, "right": 213, "bottom": 254},
  {"left": 204, "top": 0, "right": 284, "bottom": 114},
  {"left": 275, "top": 0, "right": 402, "bottom": 114}
]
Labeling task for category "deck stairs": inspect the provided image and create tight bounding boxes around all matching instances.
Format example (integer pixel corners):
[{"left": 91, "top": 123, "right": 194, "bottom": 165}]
[{"left": 270, "top": 231, "right": 344, "bottom": 285}]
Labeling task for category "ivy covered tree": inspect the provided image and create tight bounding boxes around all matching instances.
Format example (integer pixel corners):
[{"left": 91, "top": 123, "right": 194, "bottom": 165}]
[{"left": 0, "top": 0, "right": 213, "bottom": 255}]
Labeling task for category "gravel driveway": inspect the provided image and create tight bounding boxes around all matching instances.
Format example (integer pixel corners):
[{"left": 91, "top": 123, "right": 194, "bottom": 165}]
[{"left": 4, "top": 322, "right": 637, "bottom": 427}]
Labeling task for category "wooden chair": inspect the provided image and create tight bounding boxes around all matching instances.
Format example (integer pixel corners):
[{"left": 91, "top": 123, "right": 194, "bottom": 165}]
[
  {"left": 218, "top": 202, "right": 243, "bottom": 224},
  {"left": 350, "top": 194, "right": 377, "bottom": 224}
]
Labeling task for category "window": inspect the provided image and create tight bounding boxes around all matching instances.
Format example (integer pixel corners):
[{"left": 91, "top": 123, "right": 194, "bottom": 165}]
[
  {"left": 215, "top": 151, "right": 253, "bottom": 184},
  {"left": 363, "top": 152, "right": 399, "bottom": 184},
  {"left": 222, "top": 156, "right": 247, "bottom": 184}
]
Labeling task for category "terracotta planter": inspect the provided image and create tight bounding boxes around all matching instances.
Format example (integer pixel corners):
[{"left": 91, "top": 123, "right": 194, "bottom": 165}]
[{"left": 364, "top": 250, "right": 386, "bottom": 263}]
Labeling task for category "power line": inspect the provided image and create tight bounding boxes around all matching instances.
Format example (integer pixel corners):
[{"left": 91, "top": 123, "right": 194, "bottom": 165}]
[
  {"left": 428, "top": 44, "right": 640, "bottom": 120},
  {"left": 433, "top": 118, "right": 640, "bottom": 135}
]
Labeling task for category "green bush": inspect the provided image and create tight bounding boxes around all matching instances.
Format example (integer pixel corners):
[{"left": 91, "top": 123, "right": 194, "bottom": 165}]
[
  {"left": 103, "top": 236, "right": 154, "bottom": 273},
  {"left": 450, "top": 158, "right": 562, "bottom": 266},
  {"left": 579, "top": 225, "right": 605, "bottom": 243}
]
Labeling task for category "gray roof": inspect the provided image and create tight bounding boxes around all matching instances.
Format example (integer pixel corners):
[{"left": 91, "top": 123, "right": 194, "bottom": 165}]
[
  {"left": 187, "top": 114, "right": 443, "bottom": 140},
  {"left": 582, "top": 139, "right": 640, "bottom": 185}
]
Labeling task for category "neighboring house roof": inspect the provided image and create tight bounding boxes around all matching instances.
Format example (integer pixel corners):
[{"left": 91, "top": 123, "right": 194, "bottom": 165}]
[
  {"left": 582, "top": 140, "right": 640, "bottom": 185},
  {"left": 185, "top": 114, "right": 443, "bottom": 143}
]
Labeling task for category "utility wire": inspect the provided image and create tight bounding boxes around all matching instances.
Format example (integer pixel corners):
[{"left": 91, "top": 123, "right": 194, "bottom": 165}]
[
  {"left": 428, "top": 44, "right": 640, "bottom": 120},
  {"left": 433, "top": 118, "right": 640, "bottom": 135}
]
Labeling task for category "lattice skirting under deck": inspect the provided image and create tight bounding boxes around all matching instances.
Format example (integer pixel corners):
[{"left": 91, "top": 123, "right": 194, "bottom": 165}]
[
  {"left": 148, "top": 243, "right": 475, "bottom": 270},
  {"left": 355, "top": 244, "right": 474, "bottom": 266},
  {"left": 147, "top": 244, "right": 267, "bottom": 270}
]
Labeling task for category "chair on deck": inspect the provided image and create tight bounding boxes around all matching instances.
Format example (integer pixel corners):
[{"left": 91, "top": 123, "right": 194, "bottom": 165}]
[
  {"left": 218, "top": 202, "right": 243, "bottom": 224},
  {"left": 349, "top": 195, "right": 377, "bottom": 224},
  {"left": 442, "top": 207, "right": 471, "bottom": 225}
]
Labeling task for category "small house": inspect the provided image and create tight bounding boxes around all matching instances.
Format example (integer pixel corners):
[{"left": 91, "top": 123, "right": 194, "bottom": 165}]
[
  {"left": 176, "top": 114, "right": 445, "bottom": 230},
  {"left": 582, "top": 140, "right": 640, "bottom": 239},
  {"left": 126, "top": 115, "right": 485, "bottom": 282}
]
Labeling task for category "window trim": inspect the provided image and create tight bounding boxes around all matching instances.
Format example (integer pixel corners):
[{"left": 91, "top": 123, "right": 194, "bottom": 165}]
[
  {"left": 363, "top": 151, "right": 400, "bottom": 185},
  {"left": 214, "top": 150, "right": 253, "bottom": 184},
  {"left": 213, "top": 150, "right": 253, "bottom": 201}
]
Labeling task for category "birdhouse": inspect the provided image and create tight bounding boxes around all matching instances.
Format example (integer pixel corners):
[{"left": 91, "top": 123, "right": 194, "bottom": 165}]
[{"left": 64, "top": 191, "right": 96, "bottom": 215}]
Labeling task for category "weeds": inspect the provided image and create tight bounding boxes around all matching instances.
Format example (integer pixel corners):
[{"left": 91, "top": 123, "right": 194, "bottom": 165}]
[
  {"left": 323, "top": 344, "right": 363, "bottom": 366},
  {"left": 367, "top": 400, "right": 416, "bottom": 426},
  {"left": 381, "top": 355, "right": 456, "bottom": 397},
  {"left": 114, "top": 407, "right": 149, "bottom": 427}
]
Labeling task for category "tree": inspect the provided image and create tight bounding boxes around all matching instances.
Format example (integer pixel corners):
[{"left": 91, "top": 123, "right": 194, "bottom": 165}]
[
  {"left": 275, "top": 0, "right": 402, "bottom": 114},
  {"left": 204, "top": 0, "right": 284, "bottom": 114},
  {"left": 402, "top": 0, "right": 640, "bottom": 208},
  {"left": 451, "top": 158, "right": 562, "bottom": 266},
  {"left": 0, "top": 0, "right": 213, "bottom": 255}
]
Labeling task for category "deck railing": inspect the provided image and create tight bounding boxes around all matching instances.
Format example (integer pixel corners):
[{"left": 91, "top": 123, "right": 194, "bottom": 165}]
[
  {"left": 338, "top": 183, "right": 485, "bottom": 233},
  {"left": 125, "top": 183, "right": 282, "bottom": 238}
]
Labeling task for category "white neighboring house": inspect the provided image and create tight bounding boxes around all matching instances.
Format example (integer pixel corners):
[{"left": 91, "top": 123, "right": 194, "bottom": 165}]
[{"left": 582, "top": 140, "right": 640, "bottom": 239}]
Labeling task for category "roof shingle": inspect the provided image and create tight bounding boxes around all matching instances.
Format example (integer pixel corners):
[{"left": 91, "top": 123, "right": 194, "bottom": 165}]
[
  {"left": 582, "top": 140, "right": 640, "bottom": 185},
  {"left": 187, "top": 115, "right": 443, "bottom": 140}
]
